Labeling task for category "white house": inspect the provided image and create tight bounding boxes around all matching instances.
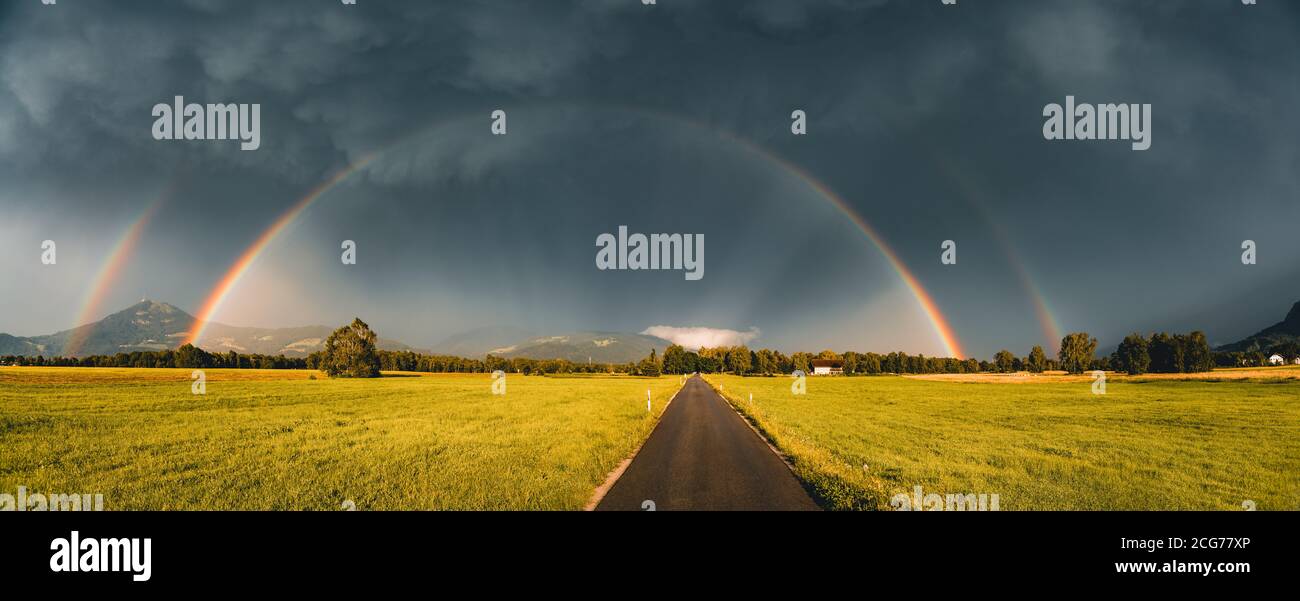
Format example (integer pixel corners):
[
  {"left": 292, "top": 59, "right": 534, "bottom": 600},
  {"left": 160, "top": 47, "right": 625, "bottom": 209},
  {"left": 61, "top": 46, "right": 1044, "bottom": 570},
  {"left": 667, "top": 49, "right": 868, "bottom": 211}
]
[
  {"left": 811, "top": 359, "right": 843, "bottom": 375},
  {"left": 1267, "top": 354, "right": 1285, "bottom": 365}
]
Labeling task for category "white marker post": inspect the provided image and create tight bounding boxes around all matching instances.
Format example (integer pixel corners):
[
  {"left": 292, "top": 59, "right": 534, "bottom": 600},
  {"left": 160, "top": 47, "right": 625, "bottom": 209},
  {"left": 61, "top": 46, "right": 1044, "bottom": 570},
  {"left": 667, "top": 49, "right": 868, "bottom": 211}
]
[
  {"left": 749, "top": 392, "right": 753, "bottom": 403},
  {"left": 647, "top": 389, "right": 651, "bottom": 413}
]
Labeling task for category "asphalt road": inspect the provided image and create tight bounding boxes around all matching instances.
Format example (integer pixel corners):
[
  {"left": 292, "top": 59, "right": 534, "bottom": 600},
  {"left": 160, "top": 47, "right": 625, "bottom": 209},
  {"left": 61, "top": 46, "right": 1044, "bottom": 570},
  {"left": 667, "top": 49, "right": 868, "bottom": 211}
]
[{"left": 595, "top": 375, "right": 820, "bottom": 511}]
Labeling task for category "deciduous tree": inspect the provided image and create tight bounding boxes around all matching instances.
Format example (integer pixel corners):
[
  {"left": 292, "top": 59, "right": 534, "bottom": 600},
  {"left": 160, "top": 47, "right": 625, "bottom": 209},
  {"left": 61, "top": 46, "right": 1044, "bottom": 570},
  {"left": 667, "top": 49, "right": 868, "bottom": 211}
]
[
  {"left": 1114, "top": 333, "right": 1150, "bottom": 375},
  {"left": 994, "top": 349, "right": 1016, "bottom": 373},
  {"left": 1057, "top": 332, "right": 1098, "bottom": 374},
  {"left": 1026, "top": 345, "right": 1047, "bottom": 373},
  {"left": 321, "top": 318, "right": 381, "bottom": 378}
]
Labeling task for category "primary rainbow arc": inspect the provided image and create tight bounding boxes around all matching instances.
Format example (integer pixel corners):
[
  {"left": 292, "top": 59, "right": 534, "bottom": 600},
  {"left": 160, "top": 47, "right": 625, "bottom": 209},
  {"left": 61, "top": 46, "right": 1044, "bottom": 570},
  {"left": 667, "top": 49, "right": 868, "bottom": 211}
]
[{"left": 182, "top": 109, "right": 967, "bottom": 358}]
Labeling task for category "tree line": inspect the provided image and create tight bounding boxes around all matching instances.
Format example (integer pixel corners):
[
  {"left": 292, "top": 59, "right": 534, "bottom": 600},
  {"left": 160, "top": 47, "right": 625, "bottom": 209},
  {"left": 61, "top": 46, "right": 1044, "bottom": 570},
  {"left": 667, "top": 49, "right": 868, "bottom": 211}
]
[
  {"left": 656, "top": 330, "right": 1217, "bottom": 377},
  {"left": 989, "top": 330, "right": 1214, "bottom": 375},
  {"left": 1109, "top": 331, "right": 1215, "bottom": 375},
  {"left": 655, "top": 344, "right": 986, "bottom": 375},
  {"left": 3, "top": 348, "right": 308, "bottom": 370},
  {"left": 0, "top": 320, "right": 1256, "bottom": 378}
]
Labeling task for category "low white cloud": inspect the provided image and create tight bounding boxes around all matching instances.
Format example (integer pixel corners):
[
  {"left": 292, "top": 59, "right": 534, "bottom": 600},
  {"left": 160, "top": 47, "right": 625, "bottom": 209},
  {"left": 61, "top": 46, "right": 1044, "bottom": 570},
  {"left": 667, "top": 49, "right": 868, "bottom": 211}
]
[{"left": 640, "top": 325, "right": 760, "bottom": 350}]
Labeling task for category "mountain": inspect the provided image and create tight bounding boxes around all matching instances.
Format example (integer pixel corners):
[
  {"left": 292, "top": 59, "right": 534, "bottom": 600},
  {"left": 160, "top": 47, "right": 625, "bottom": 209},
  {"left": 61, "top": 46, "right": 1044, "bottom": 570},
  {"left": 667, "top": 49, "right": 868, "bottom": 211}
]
[
  {"left": 195, "top": 321, "right": 418, "bottom": 357},
  {"left": 24, "top": 299, "right": 195, "bottom": 357},
  {"left": 0, "top": 333, "right": 45, "bottom": 356},
  {"left": 432, "top": 325, "right": 537, "bottom": 358},
  {"left": 1, "top": 301, "right": 670, "bottom": 363},
  {"left": 0, "top": 300, "right": 417, "bottom": 358},
  {"left": 492, "top": 331, "right": 672, "bottom": 364},
  {"left": 1217, "top": 300, "right": 1300, "bottom": 352}
]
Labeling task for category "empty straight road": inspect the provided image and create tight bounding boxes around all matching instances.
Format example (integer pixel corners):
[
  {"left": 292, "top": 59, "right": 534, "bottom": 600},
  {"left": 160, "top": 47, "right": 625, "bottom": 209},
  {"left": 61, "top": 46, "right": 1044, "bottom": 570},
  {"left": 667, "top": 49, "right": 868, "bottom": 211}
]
[{"left": 595, "top": 375, "right": 819, "bottom": 511}]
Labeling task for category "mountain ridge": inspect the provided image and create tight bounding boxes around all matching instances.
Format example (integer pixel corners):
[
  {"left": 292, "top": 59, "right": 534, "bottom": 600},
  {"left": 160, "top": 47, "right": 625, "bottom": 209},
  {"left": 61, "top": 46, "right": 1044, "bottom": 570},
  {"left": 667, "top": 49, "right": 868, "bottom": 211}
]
[
  {"left": 430, "top": 325, "right": 537, "bottom": 358},
  {"left": 490, "top": 330, "right": 672, "bottom": 364},
  {"left": 1216, "top": 300, "right": 1300, "bottom": 353},
  {"left": 0, "top": 300, "right": 418, "bottom": 358},
  {"left": 0, "top": 300, "right": 670, "bottom": 363}
]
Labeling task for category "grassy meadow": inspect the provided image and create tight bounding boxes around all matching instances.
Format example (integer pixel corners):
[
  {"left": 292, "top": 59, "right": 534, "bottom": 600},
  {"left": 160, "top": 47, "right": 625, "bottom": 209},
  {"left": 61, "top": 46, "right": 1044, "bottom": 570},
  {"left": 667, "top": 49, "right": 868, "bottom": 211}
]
[
  {"left": 0, "top": 367, "right": 682, "bottom": 510},
  {"left": 706, "top": 372, "right": 1300, "bottom": 511}
]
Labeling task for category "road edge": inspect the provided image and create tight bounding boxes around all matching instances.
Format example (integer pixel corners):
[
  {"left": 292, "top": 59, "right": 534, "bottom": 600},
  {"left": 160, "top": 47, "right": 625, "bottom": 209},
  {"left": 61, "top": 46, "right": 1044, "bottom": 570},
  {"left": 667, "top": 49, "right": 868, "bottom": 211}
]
[
  {"left": 582, "top": 375, "right": 691, "bottom": 511},
  {"left": 699, "top": 377, "right": 807, "bottom": 485}
]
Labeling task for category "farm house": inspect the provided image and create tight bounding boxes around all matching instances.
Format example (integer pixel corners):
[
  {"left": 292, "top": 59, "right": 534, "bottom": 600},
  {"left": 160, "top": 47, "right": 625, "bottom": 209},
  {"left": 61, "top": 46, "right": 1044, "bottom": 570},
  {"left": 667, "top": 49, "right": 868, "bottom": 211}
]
[{"left": 810, "top": 359, "right": 843, "bottom": 375}]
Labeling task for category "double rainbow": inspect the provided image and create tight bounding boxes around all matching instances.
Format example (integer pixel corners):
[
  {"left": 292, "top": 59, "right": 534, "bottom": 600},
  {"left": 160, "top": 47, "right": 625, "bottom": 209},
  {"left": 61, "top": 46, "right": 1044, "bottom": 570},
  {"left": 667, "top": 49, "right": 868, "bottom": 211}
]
[{"left": 181, "top": 108, "right": 968, "bottom": 358}]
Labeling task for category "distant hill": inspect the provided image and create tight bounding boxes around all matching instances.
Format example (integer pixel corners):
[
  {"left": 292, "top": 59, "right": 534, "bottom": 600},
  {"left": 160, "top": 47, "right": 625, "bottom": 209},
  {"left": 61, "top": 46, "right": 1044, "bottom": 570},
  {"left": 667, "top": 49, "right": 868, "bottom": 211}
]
[
  {"left": 196, "top": 321, "right": 418, "bottom": 357},
  {"left": 431, "top": 325, "right": 537, "bottom": 358},
  {"left": 1217, "top": 300, "right": 1300, "bottom": 352},
  {"left": 492, "top": 331, "right": 672, "bottom": 364},
  {"left": 0, "top": 301, "right": 672, "bottom": 363},
  {"left": 0, "top": 300, "right": 417, "bottom": 358},
  {"left": 0, "top": 333, "right": 45, "bottom": 356}
]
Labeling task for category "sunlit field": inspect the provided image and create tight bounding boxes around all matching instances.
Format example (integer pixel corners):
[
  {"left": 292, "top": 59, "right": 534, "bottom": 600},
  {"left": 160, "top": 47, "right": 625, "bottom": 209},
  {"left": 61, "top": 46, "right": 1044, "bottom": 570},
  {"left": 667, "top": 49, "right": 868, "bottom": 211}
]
[
  {"left": 705, "top": 372, "right": 1300, "bottom": 511},
  {"left": 0, "top": 367, "right": 682, "bottom": 510}
]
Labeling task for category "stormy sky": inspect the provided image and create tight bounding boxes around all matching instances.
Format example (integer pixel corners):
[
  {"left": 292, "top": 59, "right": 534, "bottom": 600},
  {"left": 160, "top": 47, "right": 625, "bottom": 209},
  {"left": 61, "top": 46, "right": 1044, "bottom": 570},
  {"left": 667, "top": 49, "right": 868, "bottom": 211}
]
[{"left": 0, "top": 0, "right": 1296, "bottom": 358}]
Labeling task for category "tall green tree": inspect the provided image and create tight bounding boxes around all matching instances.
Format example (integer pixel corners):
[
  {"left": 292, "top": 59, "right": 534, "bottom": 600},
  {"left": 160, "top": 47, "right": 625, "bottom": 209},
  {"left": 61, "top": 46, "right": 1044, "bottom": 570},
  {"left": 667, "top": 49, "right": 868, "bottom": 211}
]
[
  {"left": 321, "top": 318, "right": 381, "bottom": 378},
  {"left": 1114, "top": 333, "right": 1150, "bottom": 375},
  {"left": 791, "top": 352, "right": 812, "bottom": 374},
  {"left": 637, "top": 348, "right": 661, "bottom": 377},
  {"left": 683, "top": 351, "right": 701, "bottom": 373},
  {"left": 1026, "top": 345, "right": 1047, "bottom": 373},
  {"left": 727, "top": 346, "right": 752, "bottom": 374},
  {"left": 661, "top": 344, "right": 690, "bottom": 374},
  {"left": 696, "top": 354, "right": 720, "bottom": 373},
  {"left": 1182, "top": 331, "right": 1214, "bottom": 373},
  {"left": 1170, "top": 334, "right": 1189, "bottom": 373},
  {"left": 861, "top": 353, "right": 882, "bottom": 374},
  {"left": 842, "top": 351, "right": 859, "bottom": 375},
  {"left": 1148, "top": 332, "right": 1177, "bottom": 373},
  {"left": 993, "top": 349, "right": 1016, "bottom": 373},
  {"left": 1057, "top": 332, "right": 1098, "bottom": 374}
]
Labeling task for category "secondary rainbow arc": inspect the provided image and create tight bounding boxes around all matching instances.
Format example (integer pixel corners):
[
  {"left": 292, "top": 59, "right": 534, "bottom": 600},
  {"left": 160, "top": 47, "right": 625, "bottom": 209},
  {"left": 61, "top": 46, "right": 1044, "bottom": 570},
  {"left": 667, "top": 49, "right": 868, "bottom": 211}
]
[
  {"left": 183, "top": 108, "right": 967, "bottom": 358},
  {"left": 932, "top": 154, "right": 1062, "bottom": 353},
  {"left": 63, "top": 184, "right": 175, "bottom": 357}
]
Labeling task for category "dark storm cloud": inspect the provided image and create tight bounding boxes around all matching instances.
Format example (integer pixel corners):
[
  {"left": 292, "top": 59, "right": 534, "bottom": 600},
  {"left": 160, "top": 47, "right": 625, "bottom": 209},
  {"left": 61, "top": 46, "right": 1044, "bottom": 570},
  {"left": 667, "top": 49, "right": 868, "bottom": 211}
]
[{"left": 1, "top": 0, "right": 1296, "bottom": 357}]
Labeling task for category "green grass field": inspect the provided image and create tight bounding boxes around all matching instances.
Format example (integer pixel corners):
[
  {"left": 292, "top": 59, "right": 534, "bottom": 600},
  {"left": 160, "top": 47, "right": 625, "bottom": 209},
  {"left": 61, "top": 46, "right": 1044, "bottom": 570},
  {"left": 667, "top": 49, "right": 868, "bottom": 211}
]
[
  {"left": 6, "top": 366, "right": 1295, "bottom": 511},
  {"left": 705, "top": 373, "right": 1300, "bottom": 511},
  {"left": 0, "top": 368, "right": 682, "bottom": 510}
]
